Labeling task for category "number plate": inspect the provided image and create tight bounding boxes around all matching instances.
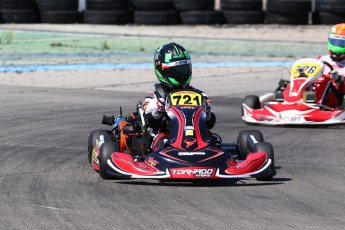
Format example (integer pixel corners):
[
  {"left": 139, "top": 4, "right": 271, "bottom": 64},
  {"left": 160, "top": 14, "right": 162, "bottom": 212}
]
[
  {"left": 291, "top": 59, "right": 323, "bottom": 78},
  {"left": 169, "top": 91, "right": 203, "bottom": 106}
]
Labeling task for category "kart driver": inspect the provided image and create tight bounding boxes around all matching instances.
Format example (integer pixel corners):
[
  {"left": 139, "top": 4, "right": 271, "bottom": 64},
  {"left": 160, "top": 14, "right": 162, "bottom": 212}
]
[
  {"left": 316, "top": 23, "right": 345, "bottom": 108},
  {"left": 143, "top": 42, "right": 216, "bottom": 151}
]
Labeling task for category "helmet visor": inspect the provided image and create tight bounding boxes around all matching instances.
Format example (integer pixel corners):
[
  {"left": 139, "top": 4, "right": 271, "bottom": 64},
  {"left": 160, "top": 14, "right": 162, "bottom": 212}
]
[
  {"left": 162, "top": 59, "right": 192, "bottom": 69},
  {"left": 329, "top": 38, "right": 345, "bottom": 47}
]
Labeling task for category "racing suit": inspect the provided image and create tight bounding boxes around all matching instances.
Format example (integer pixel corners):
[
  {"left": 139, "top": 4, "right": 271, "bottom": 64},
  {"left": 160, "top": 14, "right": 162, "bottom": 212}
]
[
  {"left": 143, "top": 83, "right": 215, "bottom": 151},
  {"left": 316, "top": 55, "right": 345, "bottom": 108}
]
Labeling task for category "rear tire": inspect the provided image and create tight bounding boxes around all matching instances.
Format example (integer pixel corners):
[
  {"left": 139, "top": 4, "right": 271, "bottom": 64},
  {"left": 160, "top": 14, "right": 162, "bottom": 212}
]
[
  {"left": 237, "top": 130, "right": 263, "bottom": 160},
  {"left": 254, "top": 142, "right": 276, "bottom": 181},
  {"left": 88, "top": 130, "right": 114, "bottom": 165},
  {"left": 99, "top": 141, "right": 120, "bottom": 179}
]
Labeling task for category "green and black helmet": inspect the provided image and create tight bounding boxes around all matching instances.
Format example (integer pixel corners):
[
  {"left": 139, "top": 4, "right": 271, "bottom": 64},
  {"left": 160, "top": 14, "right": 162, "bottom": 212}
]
[{"left": 154, "top": 43, "right": 192, "bottom": 89}]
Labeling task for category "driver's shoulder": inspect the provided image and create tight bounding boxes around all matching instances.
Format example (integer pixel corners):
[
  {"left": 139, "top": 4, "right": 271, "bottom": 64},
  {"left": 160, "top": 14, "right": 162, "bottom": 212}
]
[
  {"left": 318, "top": 55, "right": 332, "bottom": 63},
  {"left": 186, "top": 85, "right": 204, "bottom": 94}
]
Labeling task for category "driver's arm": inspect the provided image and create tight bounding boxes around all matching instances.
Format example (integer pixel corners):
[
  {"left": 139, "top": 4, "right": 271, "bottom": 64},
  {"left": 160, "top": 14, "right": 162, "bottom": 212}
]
[
  {"left": 143, "top": 93, "right": 164, "bottom": 129},
  {"left": 203, "top": 93, "right": 216, "bottom": 129}
]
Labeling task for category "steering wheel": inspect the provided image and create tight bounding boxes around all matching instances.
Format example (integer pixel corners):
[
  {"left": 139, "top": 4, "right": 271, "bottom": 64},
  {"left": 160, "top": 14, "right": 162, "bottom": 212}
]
[{"left": 322, "top": 60, "right": 334, "bottom": 72}]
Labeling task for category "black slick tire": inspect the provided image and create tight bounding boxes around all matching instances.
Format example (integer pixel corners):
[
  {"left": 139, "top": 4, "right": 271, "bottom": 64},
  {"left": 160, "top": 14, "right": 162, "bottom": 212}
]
[
  {"left": 99, "top": 141, "right": 120, "bottom": 179},
  {"left": 242, "top": 95, "right": 261, "bottom": 109},
  {"left": 254, "top": 142, "right": 276, "bottom": 181},
  {"left": 88, "top": 130, "right": 114, "bottom": 165},
  {"left": 237, "top": 130, "right": 264, "bottom": 160},
  {"left": 242, "top": 95, "right": 260, "bottom": 116}
]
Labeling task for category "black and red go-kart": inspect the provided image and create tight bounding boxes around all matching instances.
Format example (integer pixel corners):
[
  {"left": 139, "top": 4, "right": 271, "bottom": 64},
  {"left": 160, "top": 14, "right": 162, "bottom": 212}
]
[
  {"left": 242, "top": 58, "right": 345, "bottom": 125},
  {"left": 88, "top": 88, "right": 276, "bottom": 180}
]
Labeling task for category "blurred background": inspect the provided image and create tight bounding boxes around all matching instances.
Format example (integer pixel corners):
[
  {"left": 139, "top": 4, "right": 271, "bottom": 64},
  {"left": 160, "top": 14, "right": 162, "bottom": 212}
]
[{"left": 0, "top": 0, "right": 344, "bottom": 25}]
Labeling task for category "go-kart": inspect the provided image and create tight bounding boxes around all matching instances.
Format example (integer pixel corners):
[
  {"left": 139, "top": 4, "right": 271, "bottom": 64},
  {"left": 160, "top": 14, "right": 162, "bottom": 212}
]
[
  {"left": 242, "top": 58, "right": 345, "bottom": 125},
  {"left": 88, "top": 87, "right": 275, "bottom": 180}
]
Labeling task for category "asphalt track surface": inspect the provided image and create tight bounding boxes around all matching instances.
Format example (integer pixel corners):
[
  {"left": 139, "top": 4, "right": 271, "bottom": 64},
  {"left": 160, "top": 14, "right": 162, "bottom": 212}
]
[{"left": 1, "top": 74, "right": 345, "bottom": 229}]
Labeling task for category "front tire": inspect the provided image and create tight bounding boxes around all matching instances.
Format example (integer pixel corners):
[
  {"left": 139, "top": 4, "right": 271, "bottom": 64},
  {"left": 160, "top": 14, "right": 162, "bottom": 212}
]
[
  {"left": 254, "top": 142, "right": 276, "bottom": 181},
  {"left": 242, "top": 95, "right": 261, "bottom": 116},
  {"left": 99, "top": 141, "right": 120, "bottom": 179},
  {"left": 237, "top": 130, "right": 264, "bottom": 160},
  {"left": 88, "top": 130, "right": 114, "bottom": 165}
]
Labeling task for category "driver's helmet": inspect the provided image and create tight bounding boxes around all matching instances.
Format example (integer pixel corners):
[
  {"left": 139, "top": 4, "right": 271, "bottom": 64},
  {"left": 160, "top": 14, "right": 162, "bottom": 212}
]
[
  {"left": 154, "top": 43, "right": 192, "bottom": 89},
  {"left": 328, "top": 23, "right": 345, "bottom": 61}
]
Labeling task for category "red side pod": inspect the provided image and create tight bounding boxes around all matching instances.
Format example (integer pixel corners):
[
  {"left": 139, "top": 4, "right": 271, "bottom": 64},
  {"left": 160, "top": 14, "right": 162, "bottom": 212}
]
[
  {"left": 169, "top": 106, "right": 185, "bottom": 149},
  {"left": 225, "top": 152, "right": 267, "bottom": 175},
  {"left": 193, "top": 107, "right": 210, "bottom": 151},
  {"left": 111, "top": 152, "right": 161, "bottom": 176}
]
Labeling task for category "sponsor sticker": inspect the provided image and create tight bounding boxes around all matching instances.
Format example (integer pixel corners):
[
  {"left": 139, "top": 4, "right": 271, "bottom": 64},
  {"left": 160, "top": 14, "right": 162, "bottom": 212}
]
[
  {"left": 249, "top": 135, "right": 259, "bottom": 144},
  {"left": 171, "top": 168, "right": 214, "bottom": 178},
  {"left": 289, "top": 116, "right": 306, "bottom": 123},
  {"left": 147, "top": 157, "right": 159, "bottom": 167}
]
